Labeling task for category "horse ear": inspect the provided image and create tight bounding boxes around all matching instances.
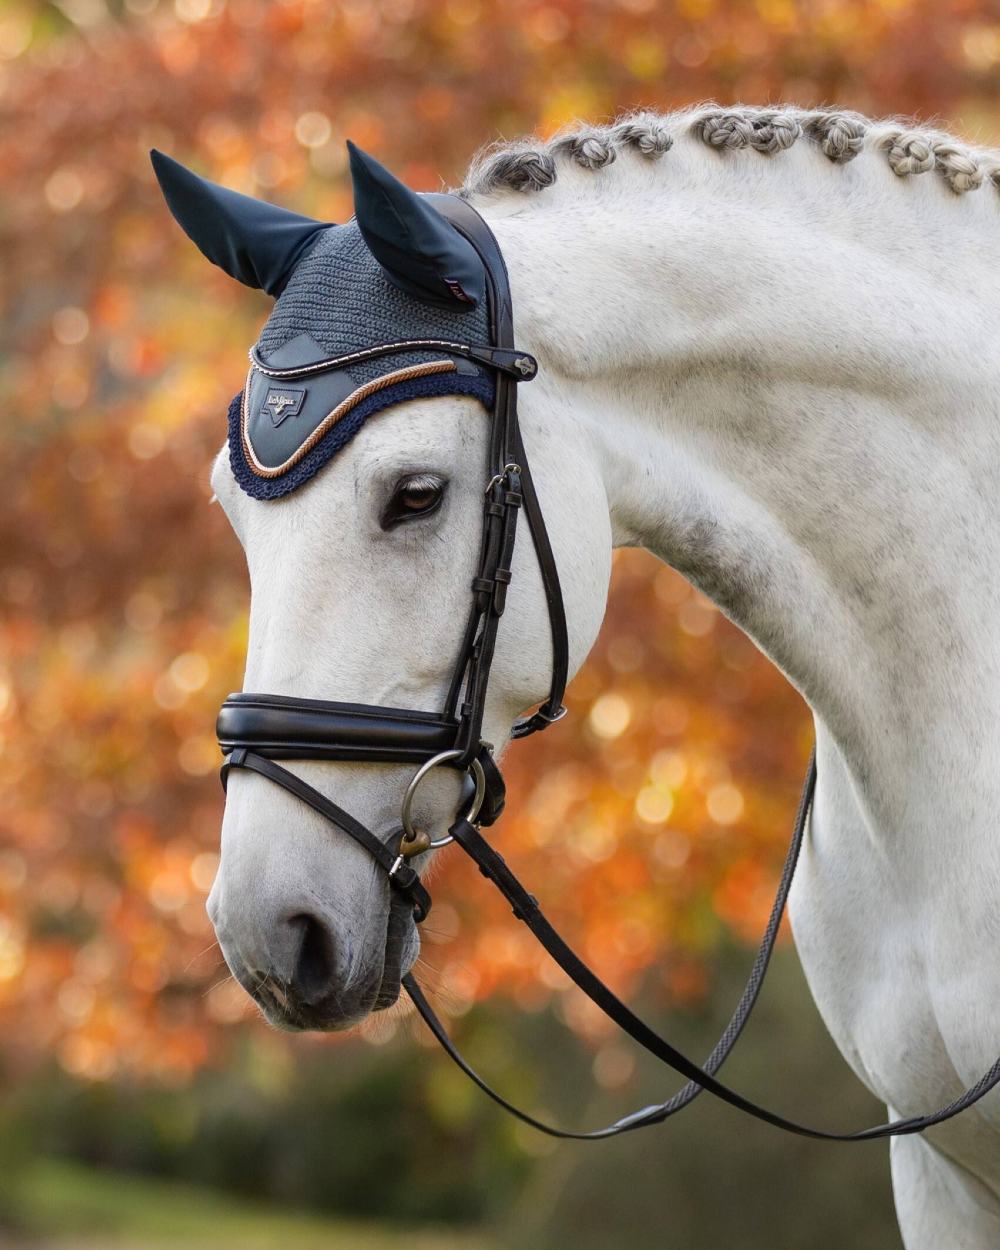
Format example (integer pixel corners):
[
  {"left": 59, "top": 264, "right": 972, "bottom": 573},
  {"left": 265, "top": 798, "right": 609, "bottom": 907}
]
[
  {"left": 347, "top": 141, "right": 485, "bottom": 311},
  {"left": 150, "top": 150, "right": 331, "bottom": 297}
]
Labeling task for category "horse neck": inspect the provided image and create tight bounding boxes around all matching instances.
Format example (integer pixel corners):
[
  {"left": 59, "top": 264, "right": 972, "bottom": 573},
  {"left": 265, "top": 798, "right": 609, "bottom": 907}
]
[{"left": 487, "top": 140, "right": 1000, "bottom": 863}]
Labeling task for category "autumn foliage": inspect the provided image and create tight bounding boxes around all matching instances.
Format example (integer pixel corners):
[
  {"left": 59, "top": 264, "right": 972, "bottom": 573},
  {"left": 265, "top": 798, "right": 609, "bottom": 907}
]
[{"left": 2, "top": 0, "right": 999, "bottom": 1081}]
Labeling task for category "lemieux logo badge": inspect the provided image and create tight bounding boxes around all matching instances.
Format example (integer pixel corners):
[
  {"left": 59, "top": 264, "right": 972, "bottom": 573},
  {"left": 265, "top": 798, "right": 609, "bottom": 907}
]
[{"left": 262, "top": 387, "right": 306, "bottom": 426}]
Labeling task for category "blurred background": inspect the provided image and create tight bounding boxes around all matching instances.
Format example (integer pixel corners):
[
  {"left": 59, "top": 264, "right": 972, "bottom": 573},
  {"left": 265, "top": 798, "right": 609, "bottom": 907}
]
[{"left": 3, "top": 0, "right": 1000, "bottom": 1246}]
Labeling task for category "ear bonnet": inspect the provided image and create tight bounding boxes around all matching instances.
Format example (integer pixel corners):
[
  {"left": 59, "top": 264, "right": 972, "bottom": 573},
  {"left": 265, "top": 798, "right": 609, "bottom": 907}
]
[{"left": 152, "top": 146, "right": 495, "bottom": 500}]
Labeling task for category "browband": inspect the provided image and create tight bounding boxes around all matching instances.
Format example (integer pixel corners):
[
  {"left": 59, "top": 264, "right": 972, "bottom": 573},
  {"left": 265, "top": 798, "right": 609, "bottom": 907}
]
[{"left": 249, "top": 339, "right": 538, "bottom": 381}]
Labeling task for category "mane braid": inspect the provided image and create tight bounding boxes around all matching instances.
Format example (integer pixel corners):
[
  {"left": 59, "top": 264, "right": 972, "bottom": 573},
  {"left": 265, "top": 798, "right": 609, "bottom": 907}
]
[{"left": 462, "top": 104, "right": 1000, "bottom": 201}]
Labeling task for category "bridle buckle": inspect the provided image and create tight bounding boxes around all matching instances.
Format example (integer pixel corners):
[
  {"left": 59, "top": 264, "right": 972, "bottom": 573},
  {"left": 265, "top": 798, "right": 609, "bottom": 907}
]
[{"left": 485, "top": 463, "right": 521, "bottom": 496}]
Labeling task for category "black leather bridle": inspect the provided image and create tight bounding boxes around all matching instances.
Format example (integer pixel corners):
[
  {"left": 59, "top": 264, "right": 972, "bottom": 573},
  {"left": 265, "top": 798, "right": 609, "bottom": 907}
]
[{"left": 217, "top": 195, "right": 1000, "bottom": 1141}]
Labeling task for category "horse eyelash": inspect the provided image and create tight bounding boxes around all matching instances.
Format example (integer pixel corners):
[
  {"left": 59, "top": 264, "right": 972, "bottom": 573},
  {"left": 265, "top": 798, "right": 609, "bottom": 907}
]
[{"left": 396, "top": 472, "right": 446, "bottom": 495}]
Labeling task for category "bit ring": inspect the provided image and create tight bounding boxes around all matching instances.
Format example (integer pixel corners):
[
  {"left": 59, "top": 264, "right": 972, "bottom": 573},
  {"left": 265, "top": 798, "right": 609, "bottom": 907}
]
[{"left": 400, "top": 749, "right": 486, "bottom": 850}]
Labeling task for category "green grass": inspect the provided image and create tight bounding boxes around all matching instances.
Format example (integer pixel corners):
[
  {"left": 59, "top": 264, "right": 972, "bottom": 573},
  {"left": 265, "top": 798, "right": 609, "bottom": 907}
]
[{"left": 6, "top": 1158, "right": 494, "bottom": 1250}]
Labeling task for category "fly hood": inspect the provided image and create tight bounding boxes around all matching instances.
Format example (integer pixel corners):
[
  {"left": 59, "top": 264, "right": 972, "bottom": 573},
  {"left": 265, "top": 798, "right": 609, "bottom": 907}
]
[{"left": 151, "top": 144, "right": 495, "bottom": 500}]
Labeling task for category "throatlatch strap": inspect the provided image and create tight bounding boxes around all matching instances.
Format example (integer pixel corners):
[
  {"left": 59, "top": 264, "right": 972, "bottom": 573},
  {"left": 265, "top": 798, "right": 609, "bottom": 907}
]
[
  {"left": 405, "top": 754, "right": 1000, "bottom": 1141},
  {"left": 509, "top": 425, "right": 568, "bottom": 738}
]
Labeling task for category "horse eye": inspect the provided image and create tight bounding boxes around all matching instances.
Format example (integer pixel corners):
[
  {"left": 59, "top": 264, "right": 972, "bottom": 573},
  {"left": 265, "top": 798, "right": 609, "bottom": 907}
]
[{"left": 381, "top": 474, "right": 447, "bottom": 530}]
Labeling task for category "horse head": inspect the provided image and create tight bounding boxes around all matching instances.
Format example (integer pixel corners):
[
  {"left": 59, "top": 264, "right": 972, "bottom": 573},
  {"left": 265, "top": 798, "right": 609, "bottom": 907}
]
[{"left": 153, "top": 145, "right": 610, "bottom": 1029}]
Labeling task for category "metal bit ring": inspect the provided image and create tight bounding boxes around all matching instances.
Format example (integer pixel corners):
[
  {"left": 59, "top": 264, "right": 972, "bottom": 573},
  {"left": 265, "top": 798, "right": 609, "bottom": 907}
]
[{"left": 400, "top": 749, "right": 486, "bottom": 851}]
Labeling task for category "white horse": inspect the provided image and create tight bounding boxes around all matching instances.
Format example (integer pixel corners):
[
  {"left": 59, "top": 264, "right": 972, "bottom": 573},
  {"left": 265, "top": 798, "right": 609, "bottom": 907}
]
[{"left": 176, "top": 105, "right": 1000, "bottom": 1247}]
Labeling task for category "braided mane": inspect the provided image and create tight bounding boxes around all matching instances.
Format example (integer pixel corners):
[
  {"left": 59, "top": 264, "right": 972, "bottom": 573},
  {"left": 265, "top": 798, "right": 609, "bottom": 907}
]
[{"left": 463, "top": 105, "right": 998, "bottom": 200}]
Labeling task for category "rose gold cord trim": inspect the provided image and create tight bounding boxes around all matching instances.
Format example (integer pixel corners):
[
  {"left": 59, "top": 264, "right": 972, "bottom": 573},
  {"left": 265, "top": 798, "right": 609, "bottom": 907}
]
[{"left": 241, "top": 359, "right": 457, "bottom": 480}]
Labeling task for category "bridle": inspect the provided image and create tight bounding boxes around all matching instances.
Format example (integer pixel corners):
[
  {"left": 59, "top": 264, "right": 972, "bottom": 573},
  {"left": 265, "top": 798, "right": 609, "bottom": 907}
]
[
  {"left": 217, "top": 194, "right": 1000, "bottom": 1141},
  {"left": 218, "top": 192, "right": 567, "bottom": 919}
]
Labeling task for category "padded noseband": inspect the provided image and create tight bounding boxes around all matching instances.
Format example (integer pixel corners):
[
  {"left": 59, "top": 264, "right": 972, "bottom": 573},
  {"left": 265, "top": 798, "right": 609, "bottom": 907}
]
[{"left": 217, "top": 693, "right": 461, "bottom": 765}]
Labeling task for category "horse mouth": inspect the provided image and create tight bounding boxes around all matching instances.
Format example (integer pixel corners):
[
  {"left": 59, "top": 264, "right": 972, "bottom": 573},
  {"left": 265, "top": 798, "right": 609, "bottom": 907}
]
[{"left": 239, "top": 895, "right": 417, "bottom": 1032}]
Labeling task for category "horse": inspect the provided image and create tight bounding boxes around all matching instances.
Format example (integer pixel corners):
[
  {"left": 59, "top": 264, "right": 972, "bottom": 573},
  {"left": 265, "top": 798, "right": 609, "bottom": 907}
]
[{"left": 154, "top": 105, "right": 1000, "bottom": 1248}]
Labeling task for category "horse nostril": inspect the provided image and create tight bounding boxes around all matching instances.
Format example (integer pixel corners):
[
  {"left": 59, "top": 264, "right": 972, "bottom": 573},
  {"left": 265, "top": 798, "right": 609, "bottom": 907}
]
[{"left": 290, "top": 913, "right": 337, "bottom": 1005}]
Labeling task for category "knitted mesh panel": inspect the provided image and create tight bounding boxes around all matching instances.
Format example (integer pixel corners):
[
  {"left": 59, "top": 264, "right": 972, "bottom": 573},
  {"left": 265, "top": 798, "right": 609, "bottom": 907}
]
[{"left": 257, "top": 222, "right": 492, "bottom": 386}]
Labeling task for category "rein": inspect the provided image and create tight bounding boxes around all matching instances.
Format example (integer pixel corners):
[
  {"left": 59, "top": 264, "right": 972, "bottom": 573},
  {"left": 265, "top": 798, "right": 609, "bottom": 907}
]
[{"left": 218, "top": 195, "right": 1000, "bottom": 1141}]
